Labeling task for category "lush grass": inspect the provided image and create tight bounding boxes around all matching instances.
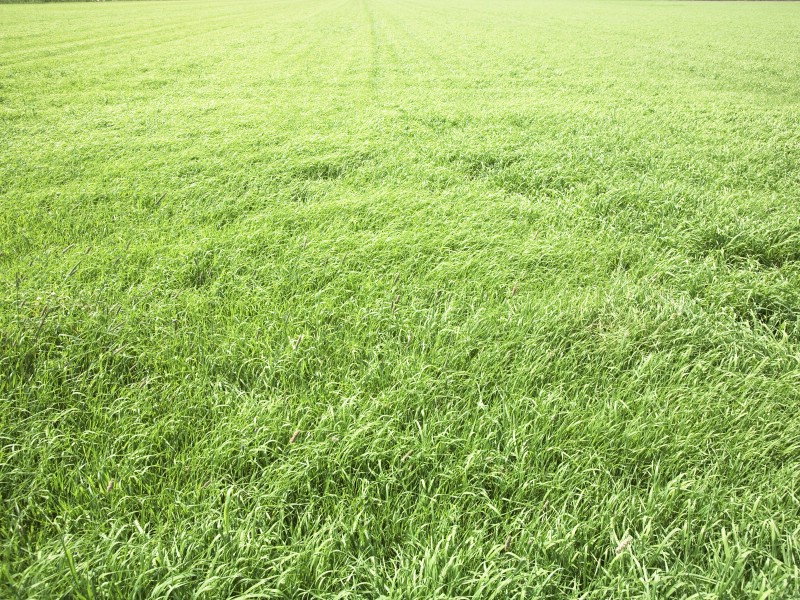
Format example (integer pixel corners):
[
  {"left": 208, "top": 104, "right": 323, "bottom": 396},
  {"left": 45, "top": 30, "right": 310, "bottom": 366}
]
[{"left": 2, "top": 0, "right": 800, "bottom": 597}]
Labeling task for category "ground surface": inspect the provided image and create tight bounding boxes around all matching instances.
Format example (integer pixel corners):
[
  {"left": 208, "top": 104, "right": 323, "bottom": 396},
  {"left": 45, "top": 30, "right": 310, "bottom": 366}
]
[{"left": 1, "top": 0, "right": 800, "bottom": 597}]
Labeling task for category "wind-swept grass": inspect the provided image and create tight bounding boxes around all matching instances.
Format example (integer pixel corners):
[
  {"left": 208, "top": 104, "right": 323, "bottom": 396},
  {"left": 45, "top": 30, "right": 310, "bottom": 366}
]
[{"left": 1, "top": 0, "right": 800, "bottom": 597}]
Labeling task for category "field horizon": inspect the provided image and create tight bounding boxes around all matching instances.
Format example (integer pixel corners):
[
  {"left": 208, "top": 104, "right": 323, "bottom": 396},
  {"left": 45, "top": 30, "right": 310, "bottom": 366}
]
[{"left": 2, "top": 0, "right": 800, "bottom": 597}]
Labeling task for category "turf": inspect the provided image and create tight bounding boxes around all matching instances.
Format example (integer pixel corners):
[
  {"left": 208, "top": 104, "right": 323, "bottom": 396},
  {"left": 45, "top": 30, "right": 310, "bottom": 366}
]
[{"left": 2, "top": 0, "right": 800, "bottom": 597}]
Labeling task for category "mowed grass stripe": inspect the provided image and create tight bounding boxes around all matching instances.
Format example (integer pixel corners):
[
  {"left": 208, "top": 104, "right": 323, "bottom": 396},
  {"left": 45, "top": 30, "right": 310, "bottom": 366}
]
[
  {"left": 0, "top": 2, "right": 251, "bottom": 61},
  {"left": 0, "top": 0, "right": 331, "bottom": 68}
]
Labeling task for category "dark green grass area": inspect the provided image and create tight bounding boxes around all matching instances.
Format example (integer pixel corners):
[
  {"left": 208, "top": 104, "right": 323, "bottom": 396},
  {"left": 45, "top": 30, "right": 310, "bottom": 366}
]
[{"left": 2, "top": 0, "right": 800, "bottom": 597}]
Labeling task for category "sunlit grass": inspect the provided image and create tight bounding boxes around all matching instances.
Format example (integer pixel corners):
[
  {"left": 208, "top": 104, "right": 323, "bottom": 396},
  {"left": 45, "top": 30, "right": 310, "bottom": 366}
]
[{"left": 2, "top": 0, "right": 800, "bottom": 597}]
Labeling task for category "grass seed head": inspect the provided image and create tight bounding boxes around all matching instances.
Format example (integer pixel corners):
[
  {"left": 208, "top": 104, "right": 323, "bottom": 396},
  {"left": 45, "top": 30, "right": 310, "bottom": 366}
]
[{"left": 615, "top": 534, "right": 634, "bottom": 555}]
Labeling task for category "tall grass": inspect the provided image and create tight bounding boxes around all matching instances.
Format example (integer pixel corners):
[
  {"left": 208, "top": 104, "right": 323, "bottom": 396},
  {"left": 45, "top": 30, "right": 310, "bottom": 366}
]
[{"left": 2, "top": 0, "right": 800, "bottom": 597}]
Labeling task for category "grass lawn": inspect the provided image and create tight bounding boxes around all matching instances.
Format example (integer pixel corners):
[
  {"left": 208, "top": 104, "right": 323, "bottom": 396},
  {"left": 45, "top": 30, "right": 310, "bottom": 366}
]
[{"left": 2, "top": 0, "right": 800, "bottom": 597}]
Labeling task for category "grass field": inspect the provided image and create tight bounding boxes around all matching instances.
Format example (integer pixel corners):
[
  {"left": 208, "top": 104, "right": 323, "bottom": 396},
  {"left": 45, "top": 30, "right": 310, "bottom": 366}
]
[{"left": 2, "top": 0, "right": 800, "bottom": 597}]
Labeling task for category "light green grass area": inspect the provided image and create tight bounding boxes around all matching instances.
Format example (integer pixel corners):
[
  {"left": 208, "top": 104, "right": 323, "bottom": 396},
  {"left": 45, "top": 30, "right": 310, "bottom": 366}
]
[{"left": 2, "top": 0, "right": 800, "bottom": 597}]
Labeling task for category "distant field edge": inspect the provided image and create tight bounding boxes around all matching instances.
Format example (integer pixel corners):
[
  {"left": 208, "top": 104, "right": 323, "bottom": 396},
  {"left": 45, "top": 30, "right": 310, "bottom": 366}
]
[{"left": 1, "top": 0, "right": 799, "bottom": 3}]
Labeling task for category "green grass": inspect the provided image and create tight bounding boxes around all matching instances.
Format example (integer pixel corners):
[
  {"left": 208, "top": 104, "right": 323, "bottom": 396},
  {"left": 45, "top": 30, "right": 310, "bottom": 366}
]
[{"left": 2, "top": 0, "right": 800, "bottom": 597}]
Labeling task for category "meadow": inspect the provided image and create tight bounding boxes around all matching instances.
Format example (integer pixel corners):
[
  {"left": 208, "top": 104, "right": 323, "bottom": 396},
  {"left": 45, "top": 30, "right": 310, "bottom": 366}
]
[{"left": 2, "top": 0, "right": 800, "bottom": 597}]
